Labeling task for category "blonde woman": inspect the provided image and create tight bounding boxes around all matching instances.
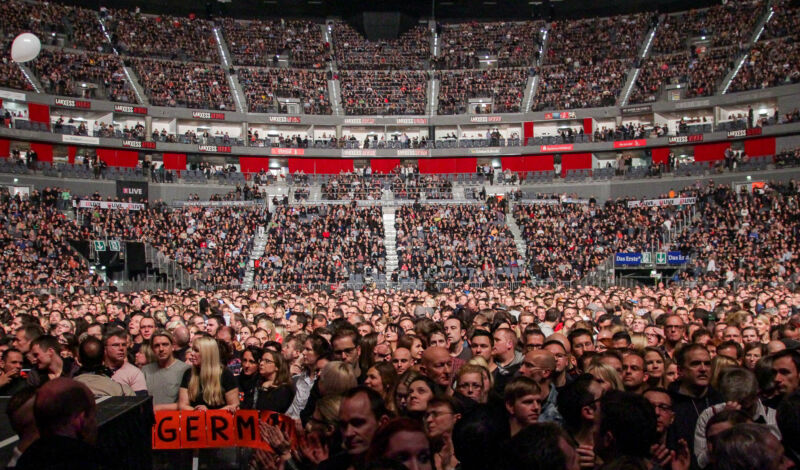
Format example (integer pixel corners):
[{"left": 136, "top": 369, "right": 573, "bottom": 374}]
[
  {"left": 586, "top": 361, "right": 624, "bottom": 392},
  {"left": 318, "top": 361, "right": 358, "bottom": 397},
  {"left": 178, "top": 336, "right": 239, "bottom": 411}
]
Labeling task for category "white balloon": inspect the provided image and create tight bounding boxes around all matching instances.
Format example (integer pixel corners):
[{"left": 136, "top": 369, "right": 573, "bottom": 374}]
[{"left": 11, "top": 33, "right": 41, "bottom": 63}]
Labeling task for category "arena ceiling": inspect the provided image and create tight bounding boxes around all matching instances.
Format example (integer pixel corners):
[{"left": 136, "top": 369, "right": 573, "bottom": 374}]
[{"left": 59, "top": 0, "right": 718, "bottom": 22}]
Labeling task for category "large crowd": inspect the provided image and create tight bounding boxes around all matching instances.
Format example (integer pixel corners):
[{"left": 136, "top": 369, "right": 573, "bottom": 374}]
[
  {"left": 105, "top": 10, "right": 219, "bottom": 63},
  {"left": 30, "top": 50, "right": 135, "bottom": 102},
  {"left": 544, "top": 14, "right": 650, "bottom": 68},
  {"left": 238, "top": 68, "right": 331, "bottom": 115},
  {"left": 0, "top": 179, "right": 798, "bottom": 470},
  {"left": 0, "top": 55, "right": 33, "bottom": 92},
  {"left": 630, "top": 47, "right": 737, "bottom": 104},
  {"left": 0, "top": 187, "right": 100, "bottom": 293},
  {"left": 652, "top": 2, "right": 764, "bottom": 55},
  {"left": 433, "top": 21, "right": 542, "bottom": 69},
  {"left": 340, "top": 71, "right": 428, "bottom": 116},
  {"left": 0, "top": 0, "right": 798, "bottom": 119},
  {"left": 0, "top": 0, "right": 107, "bottom": 52},
  {"left": 533, "top": 59, "right": 630, "bottom": 111},
  {"left": 222, "top": 19, "right": 329, "bottom": 69},
  {"left": 727, "top": 1, "right": 800, "bottom": 94},
  {"left": 77, "top": 201, "right": 265, "bottom": 287},
  {"left": 395, "top": 200, "right": 523, "bottom": 285},
  {"left": 437, "top": 68, "right": 527, "bottom": 115},
  {"left": 131, "top": 59, "right": 234, "bottom": 110},
  {"left": 333, "top": 23, "right": 430, "bottom": 71},
  {"left": 254, "top": 204, "right": 386, "bottom": 286}
]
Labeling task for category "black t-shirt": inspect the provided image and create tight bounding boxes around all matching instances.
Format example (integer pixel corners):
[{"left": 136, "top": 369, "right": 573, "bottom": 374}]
[
  {"left": 180, "top": 367, "right": 238, "bottom": 409},
  {"left": 252, "top": 383, "right": 295, "bottom": 414}
]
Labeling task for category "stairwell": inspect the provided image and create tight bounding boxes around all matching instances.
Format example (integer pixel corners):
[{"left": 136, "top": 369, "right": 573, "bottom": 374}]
[
  {"left": 241, "top": 226, "right": 268, "bottom": 290},
  {"left": 619, "top": 21, "right": 659, "bottom": 106},
  {"left": 505, "top": 203, "right": 527, "bottom": 269},
  {"left": 122, "top": 66, "right": 150, "bottom": 105},
  {"left": 720, "top": 5, "right": 775, "bottom": 95},
  {"left": 18, "top": 64, "right": 43, "bottom": 93},
  {"left": 383, "top": 207, "right": 399, "bottom": 279},
  {"left": 212, "top": 26, "right": 247, "bottom": 113},
  {"left": 526, "top": 25, "right": 550, "bottom": 111},
  {"left": 427, "top": 77, "right": 439, "bottom": 116}
]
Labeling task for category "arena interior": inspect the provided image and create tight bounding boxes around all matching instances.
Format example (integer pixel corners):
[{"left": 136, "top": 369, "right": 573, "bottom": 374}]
[{"left": 0, "top": 0, "right": 799, "bottom": 468}]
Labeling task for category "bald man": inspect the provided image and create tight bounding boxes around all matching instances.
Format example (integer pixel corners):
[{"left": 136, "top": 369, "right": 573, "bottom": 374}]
[
  {"left": 421, "top": 346, "right": 453, "bottom": 388},
  {"left": 16, "top": 378, "right": 102, "bottom": 470},
  {"left": 519, "top": 349, "right": 563, "bottom": 425},
  {"left": 391, "top": 347, "right": 413, "bottom": 375}
]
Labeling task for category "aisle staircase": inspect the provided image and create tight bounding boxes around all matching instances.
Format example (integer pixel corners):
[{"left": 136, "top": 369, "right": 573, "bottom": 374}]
[
  {"left": 241, "top": 226, "right": 268, "bottom": 290},
  {"left": 505, "top": 205, "right": 527, "bottom": 268},
  {"left": 383, "top": 207, "right": 399, "bottom": 279}
]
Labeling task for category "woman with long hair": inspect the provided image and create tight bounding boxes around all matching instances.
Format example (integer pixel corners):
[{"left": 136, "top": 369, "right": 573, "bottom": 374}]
[
  {"left": 365, "top": 361, "right": 399, "bottom": 403},
  {"left": 238, "top": 345, "right": 262, "bottom": 409},
  {"left": 178, "top": 336, "right": 239, "bottom": 411},
  {"left": 251, "top": 349, "right": 295, "bottom": 413},
  {"left": 644, "top": 347, "right": 668, "bottom": 388}
]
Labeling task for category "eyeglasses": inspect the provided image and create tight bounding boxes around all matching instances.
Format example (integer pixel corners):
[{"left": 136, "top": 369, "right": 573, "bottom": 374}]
[
  {"left": 260, "top": 358, "right": 275, "bottom": 364},
  {"left": 424, "top": 411, "right": 453, "bottom": 420},
  {"left": 334, "top": 346, "right": 357, "bottom": 356},
  {"left": 652, "top": 404, "right": 673, "bottom": 413}
]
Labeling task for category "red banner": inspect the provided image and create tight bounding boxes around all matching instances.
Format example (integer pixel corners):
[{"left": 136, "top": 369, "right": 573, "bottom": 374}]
[
  {"left": 30, "top": 143, "right": 53, "bottom": 163},
  {"left": 501, "top": 155, "right": 554, "bottom": 173},
  {"left": 370, "top": 158, "right": 401, "bottom": 174},
  {"left": 418, "top": 157, "right": 476, "bottom": 174},
  {"left": 613, "top": 139, "right": 647, "bottom": 149},
  {"left": 163, "top": 153, "right": 187, "bottom": 171},
  {"left": 744, "top": 137, "right": 775, "bottom": 158},
  {"left": 239, "top": 156, "right": 271, "bottom": 174},
  {"left": 152, "top": 410, "right": 296, "bottom": 450},
  {"left": 0, "top": 139, "right": 9, "bottom": 159},
  {"left": 540, "top": 144, "right": 573, "bottom": 152},
  {"left": 561, "top": 153, "right": 592, "bottom": 177},
  {"left": 27, "top": 103, "right": 50, "bottom": 128}
]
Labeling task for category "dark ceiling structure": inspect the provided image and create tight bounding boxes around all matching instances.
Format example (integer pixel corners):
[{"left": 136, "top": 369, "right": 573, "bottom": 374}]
[{"left": 57, "top": 0, "right": 720, "bottom": 23}]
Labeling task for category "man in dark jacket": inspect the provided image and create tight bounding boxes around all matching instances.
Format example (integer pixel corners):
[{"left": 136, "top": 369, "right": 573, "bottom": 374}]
[
  {"left": 16, "top": 378, "right": 104, "bottom": 470},
  {"left": 668, "top": 343, "right": 722, "bottom": 469}
]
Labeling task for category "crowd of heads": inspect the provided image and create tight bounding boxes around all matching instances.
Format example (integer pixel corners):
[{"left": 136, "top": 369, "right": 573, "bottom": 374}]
[
  {"left": 254, "top": 204, "right": 386, "bottom": 286},
  {"left": 131, "top": 59, "right": 234, "bottom": 110},
  {"left": 238, "top": 67, "right": 331, "bottom": 114},
  {"left": 0, "top": 0, "right": 107, "bottom": 52},
  {"left": 340, "top": 71, "right": 428, "bottom": 116},
  {"left": 78, "top": 201, "right": 264, "bottom": 287},
  {"left": 533, "top": 59, "right": 629, "bottom": 111},
  {"left": 674, "top": 181, "right": 800, "bottom": 286},
  {"left": 105, "top": 10, "right": 219, "bottom": 63},
  {"left": 631, "top": 47, "right": 737, "bottom": 104},
  {"left": 513, "top": 195, "right": 683, "bottom": 283},
  {"left": 0, "top": 187, "right": 100, "bottom": 293},
  {"left": 652, "top": 2, "right": 764, "bottom": 55},
  {"left": 437, "top": 68, "right": 527, "bottom": 115},
  {"left": 321, "top": 173, "right": 384, "bottom": 201},
  {"left": 1, "top": 271, "right": 800, "bottom": 469},
  {"left": 222, "top": 18, "right": 330, "bottom": 69},
  {"left": 544, "top": 14, "right": 649, "bottom": 68},
  {"left": 29, "top": 50, "right": 135, "bottom": 103},
  {"left": 395, "top": 200, "right": 524, "bottom": 285},
  {"left": 729, "top": 36, "right": 800, "bottom": 93},
  {"left": 0, "top": 55, "right": 33, "bottom": 92},
  {"left": 391, "top": 174, "right": 453, "bottom": 200},
  {"left": 333, "top": 22, "right": 430, "bottom": 71},
  {"left": 433, "top": 21, "right": 543, "bottom": 69}
]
